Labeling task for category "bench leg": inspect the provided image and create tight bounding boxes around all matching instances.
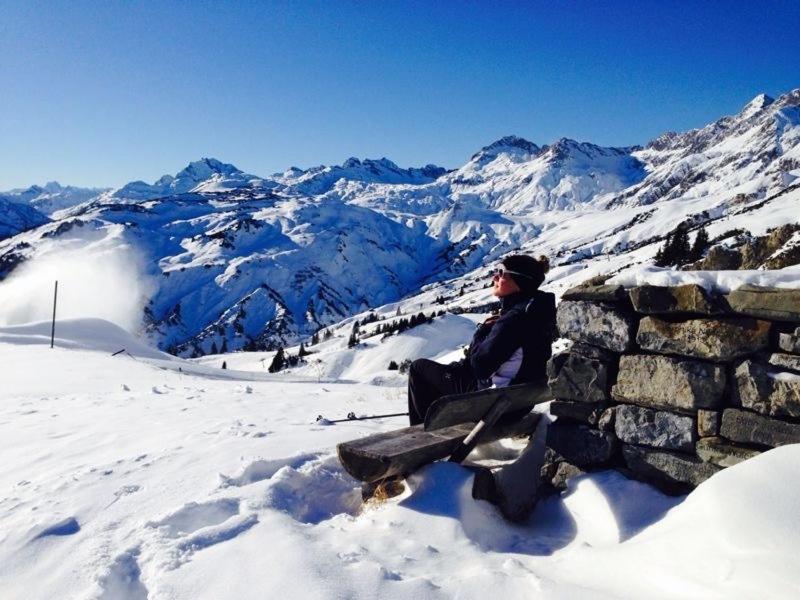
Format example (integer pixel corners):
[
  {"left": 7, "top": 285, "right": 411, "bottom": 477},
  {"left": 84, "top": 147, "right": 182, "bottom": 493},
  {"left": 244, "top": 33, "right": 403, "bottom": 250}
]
[{"left": 472, "top": 415, "right": 550, "bottom": 522}]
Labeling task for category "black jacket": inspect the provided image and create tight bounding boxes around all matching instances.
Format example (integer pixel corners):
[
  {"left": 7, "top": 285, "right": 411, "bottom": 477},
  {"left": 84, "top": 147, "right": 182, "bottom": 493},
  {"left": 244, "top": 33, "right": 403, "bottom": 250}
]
[{"left": 465, "top": 290, "right": 556, "bottom": 386}]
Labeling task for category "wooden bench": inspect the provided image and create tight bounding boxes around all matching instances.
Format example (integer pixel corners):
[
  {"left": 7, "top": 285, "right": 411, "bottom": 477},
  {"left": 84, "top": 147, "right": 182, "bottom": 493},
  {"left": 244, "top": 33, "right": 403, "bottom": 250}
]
[{"left": 336, "top": 383, "right": 551, "bottom": 485}]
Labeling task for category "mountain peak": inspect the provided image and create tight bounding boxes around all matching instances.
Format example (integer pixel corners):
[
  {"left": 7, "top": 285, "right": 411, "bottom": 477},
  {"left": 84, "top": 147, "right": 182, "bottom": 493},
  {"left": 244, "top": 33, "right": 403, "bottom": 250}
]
[
  {"left": 471, "top": 136, "right": 541, "bottom": 163},
  {"left": 176, "top": 158, "right": 243, "bottom": 182},
  {"left": 741, "top": 93, "right": 775, "bottom": 119}
]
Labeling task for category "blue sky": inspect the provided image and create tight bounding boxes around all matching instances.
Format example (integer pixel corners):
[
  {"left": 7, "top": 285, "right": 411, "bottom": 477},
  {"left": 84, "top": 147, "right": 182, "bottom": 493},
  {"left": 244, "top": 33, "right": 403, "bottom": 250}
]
[{"left": 1, "top": 0, "right": 798, "bottom": 189}]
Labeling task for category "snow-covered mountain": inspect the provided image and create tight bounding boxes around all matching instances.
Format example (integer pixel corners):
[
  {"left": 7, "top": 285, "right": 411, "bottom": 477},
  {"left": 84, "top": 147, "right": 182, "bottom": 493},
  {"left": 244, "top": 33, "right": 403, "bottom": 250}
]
[
  {"left": 0, "top": 181, "right": 108, "bottom": 217},
  {"left": 1, "top": 89, "right": 798, "bottom": 356},
  {"left": 0, "top": 199, "right": 50, "bottom": 240},
  {"left": 608, "top": 90, "right": 800, "bottom": 207},
  {"left": 273, "top": 157, "right": 448, "bottom": 196},
  {"left": 109, "top": 158, "right": 268, "bottom": 201}
]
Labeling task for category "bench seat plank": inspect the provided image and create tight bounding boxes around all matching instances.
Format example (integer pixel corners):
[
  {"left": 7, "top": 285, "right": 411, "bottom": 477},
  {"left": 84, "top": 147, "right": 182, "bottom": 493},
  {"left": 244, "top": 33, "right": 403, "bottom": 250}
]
[
  {"left": 338, "top": 412, "right": 540, "bottom": 482},
  {"left": 424, "top": 383, "right": 550, "bottom": 431}
]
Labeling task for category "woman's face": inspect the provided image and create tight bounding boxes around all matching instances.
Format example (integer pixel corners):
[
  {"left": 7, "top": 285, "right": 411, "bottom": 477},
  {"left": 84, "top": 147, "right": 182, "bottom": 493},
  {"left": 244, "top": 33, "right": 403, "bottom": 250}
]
[{"left": 492, "top": 268, "right": 521, "bottom": 298}]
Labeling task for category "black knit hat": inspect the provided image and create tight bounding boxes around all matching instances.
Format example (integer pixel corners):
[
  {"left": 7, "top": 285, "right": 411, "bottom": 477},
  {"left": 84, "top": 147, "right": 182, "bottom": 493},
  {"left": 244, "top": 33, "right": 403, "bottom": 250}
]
[{"left": 501, "top": 254, "right": 550, "bottom": 295}]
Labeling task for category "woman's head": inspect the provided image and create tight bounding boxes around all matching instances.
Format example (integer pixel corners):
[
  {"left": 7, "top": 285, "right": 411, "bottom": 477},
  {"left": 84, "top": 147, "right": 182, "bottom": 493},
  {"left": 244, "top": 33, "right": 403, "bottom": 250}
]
[{"left": 492, "top": 254, "right": 550, "bottom": 297}]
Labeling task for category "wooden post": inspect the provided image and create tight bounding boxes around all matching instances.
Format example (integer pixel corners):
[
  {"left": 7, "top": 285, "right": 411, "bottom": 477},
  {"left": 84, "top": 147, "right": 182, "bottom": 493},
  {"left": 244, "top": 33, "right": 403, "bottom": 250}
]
[{"left": 50, "top": 280, "right": 58, "bottom": 349}]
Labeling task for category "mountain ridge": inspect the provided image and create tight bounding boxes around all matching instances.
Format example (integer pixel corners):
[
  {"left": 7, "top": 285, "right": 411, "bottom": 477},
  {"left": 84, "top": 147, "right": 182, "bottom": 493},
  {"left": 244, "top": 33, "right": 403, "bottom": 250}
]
[{"left": 1, "top": 89, "right": 798, "bottom": 355}]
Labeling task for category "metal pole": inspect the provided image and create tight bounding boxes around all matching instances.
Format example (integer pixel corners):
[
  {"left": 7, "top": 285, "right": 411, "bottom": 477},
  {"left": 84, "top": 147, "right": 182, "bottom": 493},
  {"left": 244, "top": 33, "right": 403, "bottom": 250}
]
[
  {"left": 318, "top": 411, "right": 409, "bottom": 424},
  {"left": 50, "top": 280, "right": 58, "bottom": 349}
]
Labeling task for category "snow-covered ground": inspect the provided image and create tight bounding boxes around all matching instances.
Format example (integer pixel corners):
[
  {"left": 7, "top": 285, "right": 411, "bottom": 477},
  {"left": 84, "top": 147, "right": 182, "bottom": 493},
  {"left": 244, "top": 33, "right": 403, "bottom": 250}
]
[{"left": 2, "top": 317, "right": 799, "bottom": 599}]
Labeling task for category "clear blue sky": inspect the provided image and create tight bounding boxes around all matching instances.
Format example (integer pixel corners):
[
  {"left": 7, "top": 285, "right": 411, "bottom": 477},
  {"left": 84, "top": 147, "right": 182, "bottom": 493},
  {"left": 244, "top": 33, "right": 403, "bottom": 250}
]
[{"left": 1, "top": 0, "right": 798, "bottom": 189}]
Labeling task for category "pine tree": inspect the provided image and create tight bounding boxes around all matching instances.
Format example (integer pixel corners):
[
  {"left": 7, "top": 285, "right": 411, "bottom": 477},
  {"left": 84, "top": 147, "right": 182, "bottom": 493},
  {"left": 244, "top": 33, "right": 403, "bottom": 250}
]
[
  {"left": 347, "top": 332, "right": 358, "bottom": 348},
  {"left": 655, "top": 231, "right": 673, "bottom": 267},
  {"left": 388, "top": 360, "right": 399, "bottom": 370},
  {"left": 220, "top": 338, "right": 228, "bottom": 353},
  {"left": 268, "top": 347, "right": 285, "bottom": 373},
  {"left": 672, "top": 225, "right": 690, "bottom": 265},
  {"left": 210, "top": 341, "right": 219, "bottom": 355},
  {"left": 311, "top": 331, "right": 319, "bottom": 345},
  {"left": 690, "top": 226, "right": 710, "bottom": 261},
  {"left": 298, "top": 343, "right": 309, "bottom": 357}
]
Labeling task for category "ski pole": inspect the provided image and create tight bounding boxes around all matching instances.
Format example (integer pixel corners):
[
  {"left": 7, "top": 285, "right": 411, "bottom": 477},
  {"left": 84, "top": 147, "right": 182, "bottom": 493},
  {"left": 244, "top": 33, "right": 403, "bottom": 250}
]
[{"left": 317, "top": 411, "right": 408, "bottom": 423}]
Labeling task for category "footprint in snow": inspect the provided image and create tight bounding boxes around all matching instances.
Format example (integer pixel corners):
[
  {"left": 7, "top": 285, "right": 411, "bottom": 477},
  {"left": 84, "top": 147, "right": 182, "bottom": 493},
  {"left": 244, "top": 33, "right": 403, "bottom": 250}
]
[
  {"left": 97, "top": 547, "right": 148, "bottom": 600},
  {"left": 147, "top": 498, "right": 241, "bottom": 538},
  {"left": 219, "top": 453, "right": 319, "bottom": 488},
  {"left": 146, "top": 499, "right": 258, "bottom": 568}
]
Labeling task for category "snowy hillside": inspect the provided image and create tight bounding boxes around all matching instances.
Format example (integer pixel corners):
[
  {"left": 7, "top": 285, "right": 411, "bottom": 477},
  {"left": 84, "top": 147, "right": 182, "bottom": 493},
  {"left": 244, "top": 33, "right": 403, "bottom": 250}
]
[
  {"left": 0, "top": 90, "right": 798, "bottom": 356},
  {"left": 1, "top": 316, "right": 798, "bottom": 599},
  {"left": 0, "top": 198, "right": 49, "bottom": 240}
]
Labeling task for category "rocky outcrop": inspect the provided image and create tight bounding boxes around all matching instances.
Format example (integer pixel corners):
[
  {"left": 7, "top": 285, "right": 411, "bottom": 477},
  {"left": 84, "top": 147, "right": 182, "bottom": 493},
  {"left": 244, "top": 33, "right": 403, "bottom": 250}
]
[
  {"left": 690, "top": 224, "right": 800, "bottom": 271},
  {"left": 636, "top": 316, "right": 770, "bottom": 361},
  {"left": 612, "top": 355, "right": 726, "bottom": 412},
  {"left": 556, "top": 300, "right": 637, "bottom": 352}
]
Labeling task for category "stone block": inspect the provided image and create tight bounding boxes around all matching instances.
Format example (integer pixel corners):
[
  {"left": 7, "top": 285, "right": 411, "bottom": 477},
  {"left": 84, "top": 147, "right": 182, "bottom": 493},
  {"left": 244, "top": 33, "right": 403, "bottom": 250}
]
[
  {"left": 562, "top": 284, "right": 628, "bottom": 302},
  {"left": 612, "top": 354, "right": 726, "bottom": 412},
  {"left": 778, "top": 328, "right": 800, "bottom": 354},
  {"left": 636, "top": 316, "right": 770, "bottom": 362},
  {"left": 695, "top": 437, "right": 761, "bottom": 468},
  {"left": 697, "top": 410, "right": 720, "bottom": 437},
  {"left": 720, "top": 408, "right": 800, "bottom": 448},
  {"left": 733, "top": 360, "right": 800, "bottom": 419},
  {"left": 597, "top": 407, "right": 616, "bottom": 432},
  {"left": 546, "top": 346, "right": 615, "bottom": 403},
  {"left": 551, "top": 461, "right": 585, "bottom": 490},
  {"left": 556, "top": 300, "right": 637, "bottom": 353},
  {"left": 768, "top": 352, "right": 800, "bottom": 373},
  {"left": 545, "top": 421, "right": 617, "bottom": 468},
  {"left": 622, "top": 444, "right": 721, "bottom": 489},
  {"left": 724, "top": 285, "right": 800, "bottom": 322},
  {"left": 614, "top": 404, "right": 695, "bottom": 453},
  {"left": 550, "top": 400, "right": 605, "bottom": 425},
  {"left": 629, "top": 284, "right": 722, "bottom": 315}
]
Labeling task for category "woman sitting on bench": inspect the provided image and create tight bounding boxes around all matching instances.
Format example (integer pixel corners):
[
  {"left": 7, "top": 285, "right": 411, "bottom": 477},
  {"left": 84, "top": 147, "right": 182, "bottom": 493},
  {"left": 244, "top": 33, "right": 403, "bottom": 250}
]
[{"left": 407, "top": 254, "right": 556, "bottom": 425}]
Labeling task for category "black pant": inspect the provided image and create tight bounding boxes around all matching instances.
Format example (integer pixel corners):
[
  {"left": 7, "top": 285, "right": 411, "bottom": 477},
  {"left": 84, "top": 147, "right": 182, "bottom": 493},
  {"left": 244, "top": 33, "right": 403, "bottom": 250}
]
[{"left": 407, "top": 358, "right": 478, "bottom": 425}]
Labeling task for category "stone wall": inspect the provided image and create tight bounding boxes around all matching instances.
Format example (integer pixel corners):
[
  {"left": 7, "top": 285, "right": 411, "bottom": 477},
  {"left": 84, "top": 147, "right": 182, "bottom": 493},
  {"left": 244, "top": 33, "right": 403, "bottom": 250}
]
[{"left": 544, "top": 282, "right": 800, "bottom": 493}]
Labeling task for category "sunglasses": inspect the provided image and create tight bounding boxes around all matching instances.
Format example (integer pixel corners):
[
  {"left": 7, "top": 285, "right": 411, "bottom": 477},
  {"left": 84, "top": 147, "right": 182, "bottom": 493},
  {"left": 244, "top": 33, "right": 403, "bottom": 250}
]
[{"left": 492, "top": 267, "right": 533, "bottom": 280}]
